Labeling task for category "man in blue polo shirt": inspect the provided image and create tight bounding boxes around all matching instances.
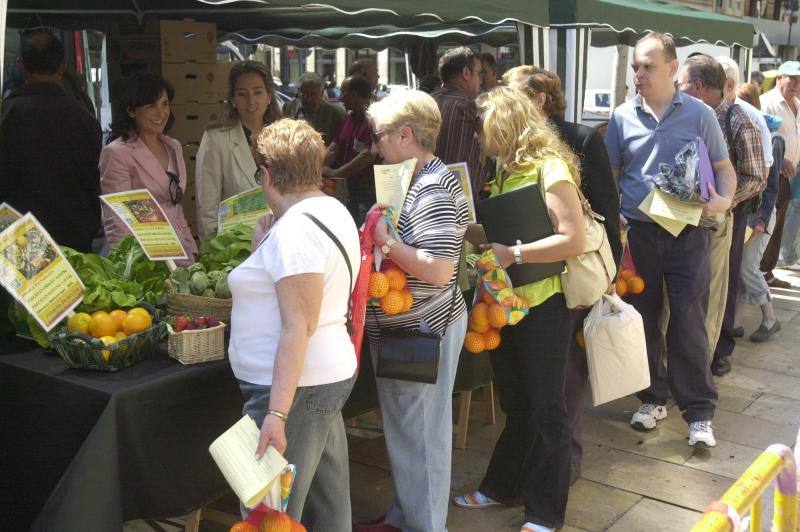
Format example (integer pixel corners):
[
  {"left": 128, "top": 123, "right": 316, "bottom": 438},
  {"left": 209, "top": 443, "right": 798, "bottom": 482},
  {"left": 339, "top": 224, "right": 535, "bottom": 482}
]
[{"left": 605, "top": 33, "right": 737, "bottom": 448}]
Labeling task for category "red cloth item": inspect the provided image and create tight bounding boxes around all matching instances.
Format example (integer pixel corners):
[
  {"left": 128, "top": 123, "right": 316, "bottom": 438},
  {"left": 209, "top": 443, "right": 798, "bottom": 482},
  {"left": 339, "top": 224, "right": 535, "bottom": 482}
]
[{"left": 349, "top": 209, "right": 381, "bottom": 365}]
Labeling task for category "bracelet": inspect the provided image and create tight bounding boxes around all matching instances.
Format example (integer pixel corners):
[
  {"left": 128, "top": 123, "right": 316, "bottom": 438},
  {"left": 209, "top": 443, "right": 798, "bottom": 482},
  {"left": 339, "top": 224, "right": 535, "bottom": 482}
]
[{"left": 266, "top": 409, "right": 288, "bottom": 422}]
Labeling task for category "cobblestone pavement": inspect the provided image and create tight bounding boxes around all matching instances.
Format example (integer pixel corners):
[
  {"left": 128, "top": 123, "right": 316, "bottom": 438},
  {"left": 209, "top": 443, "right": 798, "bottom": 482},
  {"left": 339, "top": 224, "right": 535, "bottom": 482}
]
[{"left": 126, "top": 269, "right": 800, "bottom": 532}]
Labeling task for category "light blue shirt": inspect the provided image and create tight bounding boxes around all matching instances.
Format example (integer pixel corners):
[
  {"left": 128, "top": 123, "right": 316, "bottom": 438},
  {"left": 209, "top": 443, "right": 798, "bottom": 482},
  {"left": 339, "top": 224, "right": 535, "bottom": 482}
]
[{"left": 605, "top": 89, "right": 728, "bottom": 222}]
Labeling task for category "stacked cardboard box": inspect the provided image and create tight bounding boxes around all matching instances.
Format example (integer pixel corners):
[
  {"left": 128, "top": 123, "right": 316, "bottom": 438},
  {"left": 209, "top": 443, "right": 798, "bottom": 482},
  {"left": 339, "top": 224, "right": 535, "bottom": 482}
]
[{"left": 158, "top": 20, "right": 234, "bottom": 238}]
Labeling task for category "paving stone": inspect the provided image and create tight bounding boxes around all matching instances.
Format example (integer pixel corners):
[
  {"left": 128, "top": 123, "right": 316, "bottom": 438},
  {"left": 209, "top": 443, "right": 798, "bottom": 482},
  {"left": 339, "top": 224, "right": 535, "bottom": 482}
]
[
  {"left": 348, "top": 435, "right": 390, "bottom": 471},
  {"left": 564, "top": 479, "right": 641, "bottom": 531},
  {"left": 606, "top": 498, "right": 702, "bottom": 531},
  {"left": 741, "top": 393, "right": 800, "bottom": 427},
  {"left": 351, "top": 468, "right": 395, "bottom": 522},
  {"left": 728, "top": 344, "right": 795, "bottom": 374},
  {"left": 724, "top": 365, "right": 800, "bottom": 401},
  {"left": 582, "top": 449, "right": 731, "bottom": 511},
  {"left": 714, "top": 383, "right": 761, "bottom": 413},
  {"left": 447, "top": 496, "right": 523, "bottom": 532},
  {"left": 582, "top": 406, "right": 693, "bottom": 465},
  {"left": 708, "top": 409, "right": 797, "bottom": 450},
  {"left": 450, "top": 445, "right": 493, "bottom": 493},
  {"left": 683, "top": 439, "right": 764, "bottom": 479}
]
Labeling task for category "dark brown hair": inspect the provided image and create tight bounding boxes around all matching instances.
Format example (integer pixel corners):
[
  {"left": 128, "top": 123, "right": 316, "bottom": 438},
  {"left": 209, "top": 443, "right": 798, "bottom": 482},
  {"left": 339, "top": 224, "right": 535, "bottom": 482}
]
[
  {"left": 502, "top": 65, "right": 567, "bottom": 119},
  {"left": 109, "top": 71, "right": 175, "bottom": 142},
  {"left": 215, "top": 60, "right": 282, "bottom": 129}
]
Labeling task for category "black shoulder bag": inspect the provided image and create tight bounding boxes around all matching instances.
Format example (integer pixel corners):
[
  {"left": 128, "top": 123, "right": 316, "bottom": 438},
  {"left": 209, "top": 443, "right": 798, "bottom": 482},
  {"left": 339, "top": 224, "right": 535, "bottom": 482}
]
[{"left": 372, "top": 254, "right": 462, "bottom": 385}]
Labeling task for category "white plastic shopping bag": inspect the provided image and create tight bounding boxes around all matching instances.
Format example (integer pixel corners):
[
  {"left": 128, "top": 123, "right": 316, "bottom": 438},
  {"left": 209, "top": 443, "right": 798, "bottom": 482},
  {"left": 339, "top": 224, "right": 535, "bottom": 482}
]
[{"left": 583, "top": 294, "right": 650, "bottom": 406}]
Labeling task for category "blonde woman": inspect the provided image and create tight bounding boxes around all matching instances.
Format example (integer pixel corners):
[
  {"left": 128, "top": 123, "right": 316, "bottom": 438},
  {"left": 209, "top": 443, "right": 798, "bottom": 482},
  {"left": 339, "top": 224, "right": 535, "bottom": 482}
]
[
  {"left": 357, "top": 89, "right": 469, "bottom": 532},
  {"left": 195, "top": 61, "right": 282, "bottom": 238},
  {"left": 454, "top": 87, "right": 585, "bottom": 532}
]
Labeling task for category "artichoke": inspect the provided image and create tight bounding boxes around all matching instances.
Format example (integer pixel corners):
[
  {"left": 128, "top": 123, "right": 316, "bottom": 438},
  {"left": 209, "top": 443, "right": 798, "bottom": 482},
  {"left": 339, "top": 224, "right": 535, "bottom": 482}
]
[
  {"left": 214, "top": 278, "right": 231, "bottom": 299},
  {"left": 189, "top": 271, "right": 209, "bottom": 295}
]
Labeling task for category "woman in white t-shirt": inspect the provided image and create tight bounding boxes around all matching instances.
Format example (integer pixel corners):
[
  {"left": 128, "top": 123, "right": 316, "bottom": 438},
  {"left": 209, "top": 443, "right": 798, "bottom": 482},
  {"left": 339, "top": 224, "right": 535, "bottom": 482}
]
[{"left": 228, "top": 119, "right": 359, "bottom": 531}]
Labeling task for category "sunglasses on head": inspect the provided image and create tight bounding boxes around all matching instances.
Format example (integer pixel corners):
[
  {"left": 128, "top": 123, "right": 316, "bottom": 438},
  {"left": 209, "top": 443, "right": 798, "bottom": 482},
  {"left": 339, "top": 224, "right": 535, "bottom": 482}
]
[
  {"left": 254, "top": 155, "right": 270, "bottom": 185},
  {"left": 166, "top": 171, "right": 183, "bottom": 205},
  {"left": 370, "top": 129, "right": 391, "bottom": 144}
]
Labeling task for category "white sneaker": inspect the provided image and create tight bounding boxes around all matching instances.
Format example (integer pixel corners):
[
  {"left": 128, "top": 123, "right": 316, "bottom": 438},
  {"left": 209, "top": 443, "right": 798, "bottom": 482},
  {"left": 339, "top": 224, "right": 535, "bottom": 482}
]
[
  {"left": 630, "top": 403, "right": 668, "bottom": 431},
  {"left": 688, "top": 421, "right": 717, "bottom": 447},
  {"left": 787, "top": 263, "right": 800, "bottom": 272}
]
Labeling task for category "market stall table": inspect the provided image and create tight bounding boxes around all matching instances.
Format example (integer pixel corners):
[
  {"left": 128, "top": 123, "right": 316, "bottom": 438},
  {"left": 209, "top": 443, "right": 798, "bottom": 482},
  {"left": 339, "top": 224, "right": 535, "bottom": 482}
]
[{"left": 0, "top": 342, "right": 243, "bottom": 532}]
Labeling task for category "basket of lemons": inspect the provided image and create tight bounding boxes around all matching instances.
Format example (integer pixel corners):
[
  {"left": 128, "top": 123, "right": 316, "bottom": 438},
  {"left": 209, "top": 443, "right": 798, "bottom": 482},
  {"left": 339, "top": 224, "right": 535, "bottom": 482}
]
[{"left": 49, "top": 304, "right": 167, "bottom": 371}]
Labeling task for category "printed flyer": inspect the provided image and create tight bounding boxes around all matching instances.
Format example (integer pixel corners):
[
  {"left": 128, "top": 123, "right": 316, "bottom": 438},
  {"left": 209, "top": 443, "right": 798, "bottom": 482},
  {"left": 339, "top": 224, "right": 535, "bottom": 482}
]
[
  {"left": 447, "top": 162, "right": 477, "bottom": 223},
  {"left": 0, "top": 202, "right": 22, "bottom": 232},
  {"left": 217, "top": 187, "right": 271, "bottom": 233},
  {"left": 374, "top": 158, "right": 417, "bottom": 220},
  {"left": 100, "top": 189, "right": 187, "bottom": 261},
  {"left": 0, "top": 214, "right": 84, "bottom": 331}
]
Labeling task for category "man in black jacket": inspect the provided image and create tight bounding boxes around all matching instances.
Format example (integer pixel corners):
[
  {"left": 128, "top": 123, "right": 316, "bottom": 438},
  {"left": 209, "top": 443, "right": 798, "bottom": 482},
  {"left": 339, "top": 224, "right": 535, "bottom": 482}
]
[{"left": 0, "top": 30, "right": 101, "bottom": 253}]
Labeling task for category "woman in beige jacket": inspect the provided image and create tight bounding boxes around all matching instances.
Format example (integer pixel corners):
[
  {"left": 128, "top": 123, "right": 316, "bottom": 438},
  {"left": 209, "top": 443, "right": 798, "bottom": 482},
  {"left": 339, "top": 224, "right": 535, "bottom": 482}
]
[{"left": 195, "top": 61, "right": 281, "bottom": 238}]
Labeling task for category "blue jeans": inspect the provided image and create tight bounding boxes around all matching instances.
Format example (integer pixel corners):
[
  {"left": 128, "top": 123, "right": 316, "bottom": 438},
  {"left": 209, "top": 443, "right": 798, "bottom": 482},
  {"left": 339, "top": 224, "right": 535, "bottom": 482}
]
[
  {"left": 779, "top": 174, "right": 800, "bottom": 264},
  {"left": 371, "top": 311, "right": 468, "bottom": 532},
  {"left": 239, "top": 374, "right": 356, "bottom": 532},
  {"left": 740, "top": 210, "right": 776, "bottom": 306}
]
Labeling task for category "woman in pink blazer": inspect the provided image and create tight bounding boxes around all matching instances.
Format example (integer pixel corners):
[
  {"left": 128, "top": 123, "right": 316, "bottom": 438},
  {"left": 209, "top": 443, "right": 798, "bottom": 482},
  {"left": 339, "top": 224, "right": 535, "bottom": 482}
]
[{"left": 100, "top": 72, "right": 197, "bottom": 263}]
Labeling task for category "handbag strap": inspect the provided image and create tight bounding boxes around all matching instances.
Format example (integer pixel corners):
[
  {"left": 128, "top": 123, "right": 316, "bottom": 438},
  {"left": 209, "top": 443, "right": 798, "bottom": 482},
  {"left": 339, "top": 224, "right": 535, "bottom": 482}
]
[{"left": 302, "top": 212, "right": 354, "bottom": 335}]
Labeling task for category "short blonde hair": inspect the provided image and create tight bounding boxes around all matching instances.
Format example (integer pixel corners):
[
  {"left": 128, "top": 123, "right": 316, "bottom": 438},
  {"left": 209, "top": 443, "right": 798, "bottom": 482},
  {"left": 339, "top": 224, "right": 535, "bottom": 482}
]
[
  {"left": 477, "top": 86, "right": 580, "bottom": 185},
  {"left": 256, "top": 119, "right": 324, "bottom": 194},
  {"left": 367, "top": 89, "right": 441, "bottom": 152}
]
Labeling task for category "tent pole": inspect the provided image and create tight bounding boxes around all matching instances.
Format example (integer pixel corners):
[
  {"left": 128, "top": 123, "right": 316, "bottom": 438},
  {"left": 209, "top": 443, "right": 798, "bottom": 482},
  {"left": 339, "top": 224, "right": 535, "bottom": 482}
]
[
  {"left": 611, "top": 39, "right": 629, "bottom": 111},
  {"left": 0, "top": 0, "right": 7, "bottom": 96}
]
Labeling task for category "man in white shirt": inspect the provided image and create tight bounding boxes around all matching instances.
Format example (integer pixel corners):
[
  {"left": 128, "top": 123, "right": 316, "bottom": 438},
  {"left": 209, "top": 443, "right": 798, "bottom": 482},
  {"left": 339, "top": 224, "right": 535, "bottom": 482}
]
[{"left": 760, "top": 61, "right": 800, "bottom": 284}]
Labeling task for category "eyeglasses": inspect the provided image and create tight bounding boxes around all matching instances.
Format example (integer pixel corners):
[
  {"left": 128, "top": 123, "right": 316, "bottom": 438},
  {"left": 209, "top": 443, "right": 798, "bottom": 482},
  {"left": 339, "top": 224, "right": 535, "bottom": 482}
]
[
  {"left": 166, "top": 171, "right": 183, "bottom": 205},
  {"left": 371, "top": 129, "right": 391, "bottom": 143}
]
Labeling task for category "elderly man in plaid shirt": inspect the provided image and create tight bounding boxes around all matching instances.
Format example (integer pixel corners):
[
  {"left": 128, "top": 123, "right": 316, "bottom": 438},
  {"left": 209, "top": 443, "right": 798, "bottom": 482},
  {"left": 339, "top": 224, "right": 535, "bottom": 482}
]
[{"left": 678, "top": 54, "right": 767, "bottom": 377}]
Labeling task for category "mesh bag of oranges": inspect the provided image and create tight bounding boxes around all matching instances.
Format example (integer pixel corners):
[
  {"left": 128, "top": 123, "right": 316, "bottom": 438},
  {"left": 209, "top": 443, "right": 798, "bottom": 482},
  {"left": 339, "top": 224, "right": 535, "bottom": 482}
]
[
  {"left": 368, "top": 261, "right": 414, "bottom": 316},
  {"left": 48, "top": 304, "right": 166, "bottom": 371},
  {"left": 616, "top": 241, "right": 645, "bottom": 297},
  {"left": 232, "top": 465, "right": 306, "bottom": 532},
  {"left": 463, "top": 250, "right": 530, "bottom": 354}
]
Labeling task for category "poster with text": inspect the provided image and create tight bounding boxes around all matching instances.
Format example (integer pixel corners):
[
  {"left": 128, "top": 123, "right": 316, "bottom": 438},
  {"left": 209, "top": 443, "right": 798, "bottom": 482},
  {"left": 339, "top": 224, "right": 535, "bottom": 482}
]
[
  {"left": 0, "top": 202, "right": 22, "bottom": 232},
  {"left": 217, "top": 186, "right": 270, "bottom": 234},
  {"left": 0, "top": 214, "right": 84, "bottom": 331},
  {"left": 100, "top": 189, "right": 187, "bottom": 261},
  {"left": 447, "top": 162, "right": 477, "bottom": 223}
]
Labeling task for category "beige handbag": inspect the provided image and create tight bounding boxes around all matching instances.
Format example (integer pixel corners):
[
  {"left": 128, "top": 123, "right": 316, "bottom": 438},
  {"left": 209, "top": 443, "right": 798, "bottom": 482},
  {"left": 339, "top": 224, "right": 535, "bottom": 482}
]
[{"left": 560, "top": 188, "right": 617, "bottom": 309}]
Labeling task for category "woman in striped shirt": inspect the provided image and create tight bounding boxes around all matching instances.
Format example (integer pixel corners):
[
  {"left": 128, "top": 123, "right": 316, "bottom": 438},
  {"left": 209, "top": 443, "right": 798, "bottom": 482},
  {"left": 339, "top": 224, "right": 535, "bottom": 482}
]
[{"left": 362, "top": 89, "right": 469, "bottom": 532}]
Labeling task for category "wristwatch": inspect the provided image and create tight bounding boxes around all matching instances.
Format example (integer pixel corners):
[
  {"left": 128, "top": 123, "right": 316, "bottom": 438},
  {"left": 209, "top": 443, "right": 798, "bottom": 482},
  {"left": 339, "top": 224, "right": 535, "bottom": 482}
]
[
  {"left": 513, "top": 240, "right": 523, "bottom": 265},
  {"left": 381, "top": 237, "right": 397, "bottom": 255}
]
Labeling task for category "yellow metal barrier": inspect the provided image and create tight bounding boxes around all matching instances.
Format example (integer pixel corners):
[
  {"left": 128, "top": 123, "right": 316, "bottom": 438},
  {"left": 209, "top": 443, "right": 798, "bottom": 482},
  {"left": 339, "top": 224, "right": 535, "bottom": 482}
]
[{"left": 692, "top": 444, "right": 797, "bottom": 531}]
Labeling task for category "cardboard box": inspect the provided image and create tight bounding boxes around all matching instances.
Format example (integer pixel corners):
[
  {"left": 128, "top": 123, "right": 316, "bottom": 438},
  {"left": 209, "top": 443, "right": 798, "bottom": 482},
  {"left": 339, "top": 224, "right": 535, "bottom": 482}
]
[
  {"left": 163, "top": 62, "right": 233, "bottom": 104},
  {"left": 160, "top": 20, "right": 217, "bottom": 64},
  {"left": 170, "top": 103, "right": 225, "bottom": 144}
]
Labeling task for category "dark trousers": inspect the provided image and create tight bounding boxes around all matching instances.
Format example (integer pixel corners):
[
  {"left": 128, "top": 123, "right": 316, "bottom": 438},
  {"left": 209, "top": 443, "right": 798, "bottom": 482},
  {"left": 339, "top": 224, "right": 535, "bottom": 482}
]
[
  {"left": 628, "top": 221, "right": 717, "bottom": 423},
  {"left": 479, "top": 293, "right": 571, "bottom": 529},
  {"left": 714, "top": 205, "right": 748, "bottom": 361},
  {"left": 761, "top": 175, "right": 791, "bottom": 275},
  {"left": 565, "top": 308, "right": 590, "bottom": 467}
]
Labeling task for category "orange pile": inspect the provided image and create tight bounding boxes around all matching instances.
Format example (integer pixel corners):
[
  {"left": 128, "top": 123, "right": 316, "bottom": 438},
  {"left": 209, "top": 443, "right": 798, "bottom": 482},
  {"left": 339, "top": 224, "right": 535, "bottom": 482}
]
[
  {"left": 464, "top": 301, "right": 505, "bottom": 353},
  {"left": 616, "top": 268, "right": 645, "bottom": 297},
  {"left": 370, "top": 269, "right": 413, "bottom": 315},
  {"left": 67, "top": 307, "right": 154, "bottom": 363}
]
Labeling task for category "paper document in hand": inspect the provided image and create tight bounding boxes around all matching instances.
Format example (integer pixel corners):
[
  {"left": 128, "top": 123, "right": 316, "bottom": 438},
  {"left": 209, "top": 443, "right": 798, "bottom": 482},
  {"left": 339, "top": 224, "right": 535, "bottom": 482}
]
[
  {"left": 447, "top": 162, "right": 476, "bottom": 223},
  {"left": 209, "top": 415, "right": 289, "bottom": 508},
  {"left": 100, "top": 189, "right": 187, "bottom": 261},
  {"left": 649, "top": 188, "right": 703, "bottom": 226},
  {"left": 638, "top": 189, "right": 686, "bottom": 237},
  {"left": 374, "top": 158, "right": 417, "bottom": 220},
  {"left": 217, "top": 186, "right": 271, "bottom": 234},
  {"left": 0, "top": 214, "right": 84, "bottom": 331}
]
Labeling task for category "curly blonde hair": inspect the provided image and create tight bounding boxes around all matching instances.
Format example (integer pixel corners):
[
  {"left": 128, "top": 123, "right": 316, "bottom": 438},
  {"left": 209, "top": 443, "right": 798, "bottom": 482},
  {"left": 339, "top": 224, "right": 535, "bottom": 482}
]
[
  {"left": 477, "top": 86, "right": 580, "bottom": 186},
  {"left": 256, "top": 119, "right": 324, "bottom": 194}
]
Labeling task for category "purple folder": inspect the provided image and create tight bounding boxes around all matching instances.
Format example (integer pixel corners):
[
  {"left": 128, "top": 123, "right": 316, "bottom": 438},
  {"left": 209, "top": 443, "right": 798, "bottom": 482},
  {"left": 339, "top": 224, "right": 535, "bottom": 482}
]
[{"left": 697, "top": 137, "right": 716, "bottom": 201}]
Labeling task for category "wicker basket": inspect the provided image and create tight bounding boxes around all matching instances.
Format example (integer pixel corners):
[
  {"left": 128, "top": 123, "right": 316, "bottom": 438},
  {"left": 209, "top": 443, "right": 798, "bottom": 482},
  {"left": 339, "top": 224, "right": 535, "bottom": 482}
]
[
  {"left": 167, "top": 322, "right": 226, "bottom": 365},
  {"left": 166, "top": 280, "right": 232, "bottom": 326},
  {"left": 49, "top": 321, "right": 167, "bottom": 371}
]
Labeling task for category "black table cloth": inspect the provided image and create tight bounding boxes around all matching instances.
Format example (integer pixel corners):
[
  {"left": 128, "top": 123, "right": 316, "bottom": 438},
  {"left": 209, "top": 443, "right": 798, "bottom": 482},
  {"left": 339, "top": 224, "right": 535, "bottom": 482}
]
[{"left": 0, "top": 344, "right": 243, "bottom": 532}]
